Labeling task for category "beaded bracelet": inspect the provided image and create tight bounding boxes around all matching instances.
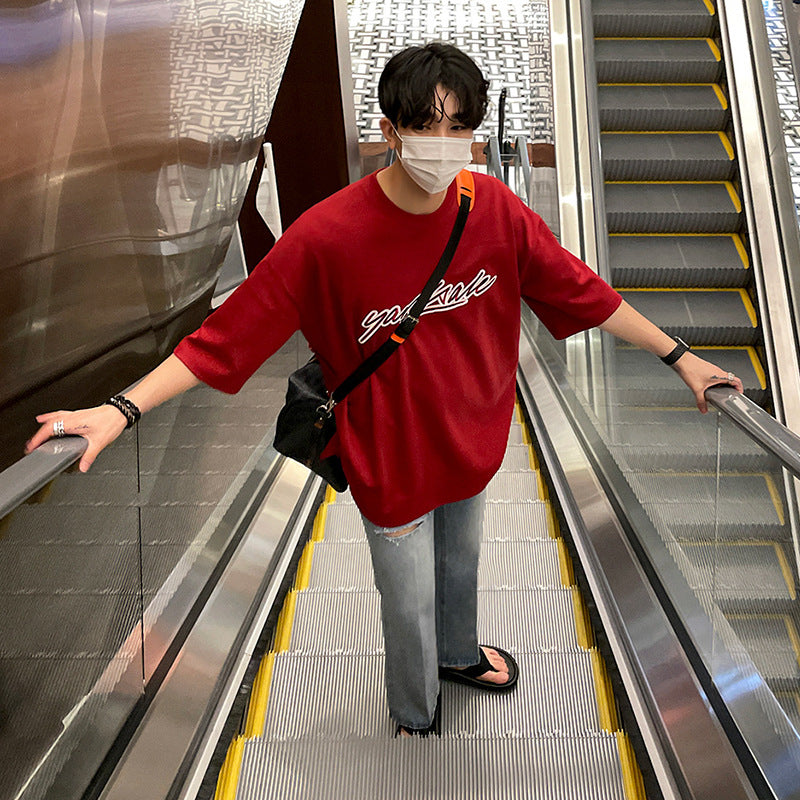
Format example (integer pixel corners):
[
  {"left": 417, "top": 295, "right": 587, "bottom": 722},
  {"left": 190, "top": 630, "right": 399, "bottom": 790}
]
[{"left": 105, "top": 395, "right": 142, "bottom": 429}]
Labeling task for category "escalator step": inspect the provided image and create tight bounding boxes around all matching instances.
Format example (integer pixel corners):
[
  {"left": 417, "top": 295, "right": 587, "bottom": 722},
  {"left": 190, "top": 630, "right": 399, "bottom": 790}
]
[
  {"left": 680, "top": 542, "right": 796, "bottom": 609},
  {"left": 304, "top": 540, "right": 564, "bottom": 591},
  {"left": 627, "top": 473, "right": 786, "bottom": 541},
  {"left": 238, "top": 737, "right": 628, "bottom": 800},
  {"left": 285, "top": 589, "right": 583, "bottom": 655},
  {"left": 599, "top": 84, "right": 728, "bottom": 131},
  {"left": 601, "top": 133, "right": 734, "bottom": 181},
  {"left": 595, "top": 38, "right": 722, "bottom": 84},
  {"left": 608, "top": 419, "right": 769, "bottom": 472},
  {"left": 606, "top": 347, "right": 767, "bottom": 407},
  {"left": 262, "top": 652, "right": 605, "bottom": 740},
  {"left": 609, "top": 234, "right": 748, "bottom": 287},
  {"left": 593, "top": 0, "right": 716, "bottom": 38},
  {"left": 606, "top": 181, "right": 741, "bottom": 232},
  {"left": 727, "top": 615, "right": 800, "bottom": 688},
  {"left": 618, "top": 289, "right": 757, "bottom": 345}
]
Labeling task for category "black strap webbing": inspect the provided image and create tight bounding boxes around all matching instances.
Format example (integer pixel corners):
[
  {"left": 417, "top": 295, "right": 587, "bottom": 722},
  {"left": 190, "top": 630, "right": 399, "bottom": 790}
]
[{"left": 328, "top": 187, "right": 472, "bottom": 408}]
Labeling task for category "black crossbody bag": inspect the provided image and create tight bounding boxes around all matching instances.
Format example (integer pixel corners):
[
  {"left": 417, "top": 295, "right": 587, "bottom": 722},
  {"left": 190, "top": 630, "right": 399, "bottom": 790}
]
[{"left": 273, "top": 170, "right": 475, "bottom": 491}]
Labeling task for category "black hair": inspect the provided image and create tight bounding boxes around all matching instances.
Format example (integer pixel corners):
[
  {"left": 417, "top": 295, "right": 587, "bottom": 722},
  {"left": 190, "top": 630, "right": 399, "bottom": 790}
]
[{"left": 378, "top": 42, "right": 489, "bottom": 130}]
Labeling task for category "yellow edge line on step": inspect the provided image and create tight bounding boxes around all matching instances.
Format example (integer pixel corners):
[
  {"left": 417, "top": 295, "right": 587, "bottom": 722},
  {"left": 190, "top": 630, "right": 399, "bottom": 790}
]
[
  {"left": 274, "top": 589, "right": 298, "bottom": 652},
  {"left": 736, "top": 288, "right": 757, "bottom": 327},
  {"left": 243, "top": 652, "right": 276, "bottom": 738},
  {"left": 591, "top": 649, "right": 620, "bottom": 732},
  {"left": 773, "top": 544, "right": 797, "bottom": 601},
  {"left": 213, "top": 735, "right": 245, "bottom": 800},
  {"left": 616, "top": 731, "right": 648, "bottom": 800},
  {"left": 294, "top": 541, "right": 315, "bottom": 591},
  {"left": 312, "top": 502, "right": 329, "bottom": 542},
  {"left": 571, "top": 586, "right": 595, "bottom": 649},
  {"left": 764, "top": 474, "right": 785, "bottom": 526},
  {"left": 718, "top": 131, "right": 734, "bottom": 159},
  {"left": 783, "top": 616, "right": 800, "bottom": 669},
  {"left": 557, "top": 538, "right": 574, "bottom": 586}
]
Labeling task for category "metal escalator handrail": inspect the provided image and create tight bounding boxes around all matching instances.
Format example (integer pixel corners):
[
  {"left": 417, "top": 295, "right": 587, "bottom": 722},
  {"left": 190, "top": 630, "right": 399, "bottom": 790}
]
[
  {"left": 706, "top": 385, "right": 800, "bottom": 478},
  {"left": 0, "top": 437, "right": 87, "bottom": 519}
]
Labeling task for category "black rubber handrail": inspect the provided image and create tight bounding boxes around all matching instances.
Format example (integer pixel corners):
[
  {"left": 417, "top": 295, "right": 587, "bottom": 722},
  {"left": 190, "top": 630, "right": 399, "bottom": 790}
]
[
  {"left": 0, "top": 437, "right": 87, "bottom": 519},
  {"left": 706, "top": 385, "right": 800, "bottom": 478}
]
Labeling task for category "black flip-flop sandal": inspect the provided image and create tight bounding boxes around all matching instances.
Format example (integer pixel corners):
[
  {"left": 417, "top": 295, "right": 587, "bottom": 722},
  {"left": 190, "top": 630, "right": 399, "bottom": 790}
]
[{"left": 439, "top": 645, "right": 519, "bottom": 692}]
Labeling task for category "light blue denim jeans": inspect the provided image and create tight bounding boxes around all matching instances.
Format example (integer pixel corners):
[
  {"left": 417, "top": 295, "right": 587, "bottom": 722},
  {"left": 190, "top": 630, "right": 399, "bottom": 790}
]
[{"left": 360, "top": 490, "right": 485, "bottom": 730}]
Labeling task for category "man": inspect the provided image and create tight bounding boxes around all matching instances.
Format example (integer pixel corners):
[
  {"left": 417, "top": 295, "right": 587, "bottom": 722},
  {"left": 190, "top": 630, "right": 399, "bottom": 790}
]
[{"left": 27, "top": 43, "right": 742, "bottom": 736}]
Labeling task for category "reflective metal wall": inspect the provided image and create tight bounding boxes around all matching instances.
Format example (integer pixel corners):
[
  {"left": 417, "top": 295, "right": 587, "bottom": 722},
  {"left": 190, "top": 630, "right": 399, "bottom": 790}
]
[{"left": 0, "top": 0, "right": 305, "bottom": 469}]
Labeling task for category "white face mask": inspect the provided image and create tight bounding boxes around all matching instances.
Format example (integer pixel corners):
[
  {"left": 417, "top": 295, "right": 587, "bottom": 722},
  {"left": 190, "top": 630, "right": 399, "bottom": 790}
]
[{"left": 394, "top": 130, "right": 474, "bottom": 194}]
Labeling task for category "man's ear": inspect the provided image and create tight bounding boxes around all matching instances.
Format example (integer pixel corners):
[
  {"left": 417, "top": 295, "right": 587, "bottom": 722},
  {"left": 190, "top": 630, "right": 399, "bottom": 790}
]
[{"left": 380, "top": 117, "right": 398, "bottom": 150}]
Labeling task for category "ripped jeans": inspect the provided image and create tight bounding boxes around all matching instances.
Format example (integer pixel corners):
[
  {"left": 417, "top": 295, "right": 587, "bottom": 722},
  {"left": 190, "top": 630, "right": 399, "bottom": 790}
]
[{"left": 360, "top": 491, "right": 485, "bottom": 730}]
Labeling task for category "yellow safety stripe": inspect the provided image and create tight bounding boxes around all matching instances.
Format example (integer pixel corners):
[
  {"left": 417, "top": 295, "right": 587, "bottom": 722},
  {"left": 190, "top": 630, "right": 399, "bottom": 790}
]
[
  {"left": 737, "top": 288, "right": 757, "bottom": 326},
  {"left": 590, "top": 649, "right": 620, "bottom": 732},
  {"left": 312, "top": 502, "right": 328, "bottom": 543},
  {"left": 243, "top": 652, "right": 276, "bottom": 738},
  {"left": 783, "top": 617, "right": 800, "bottom": 668},
  {"left": 213, "top": 736, "right": 245, "bottom": 800},
  {"left": 557, "top": 538, "right": 575, "bottom": 586},
  {"left": 294, "top": 542, "right": 315, "bottom": 591},
  {"left": 707, "top": 38, "right": 722, "bottom": 61},
  {"left": 616, "top": 732, "right": 648, "bottom": 800},
  {"left": 774, "top": 544, "right": 797, "bottom": 601},
  {"left": 703, "top": 0, "right": 716, "bottom": 16},
  {"left": 717, "top": 131, "right": 734, "bottom": 158},
  {"left": 274, "top": 589, "right": 298, "bottom": 652},
  {"left": 571, "top": 586, "right": 595, "bottom": 649},
  {"left": 763, "top": 474, "right": 785, "bottom": 526}
]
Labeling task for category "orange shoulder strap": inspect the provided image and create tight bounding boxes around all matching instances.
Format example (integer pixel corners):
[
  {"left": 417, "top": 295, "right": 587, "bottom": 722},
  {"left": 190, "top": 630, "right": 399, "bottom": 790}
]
[{"left": 455, "top": 169, "right": 475, "bottom": 211}]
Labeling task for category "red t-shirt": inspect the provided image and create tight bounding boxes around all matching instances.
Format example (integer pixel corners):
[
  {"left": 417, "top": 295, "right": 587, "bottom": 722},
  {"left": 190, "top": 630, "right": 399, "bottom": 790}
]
[{"left": 174, "top": 172, "right": 621, "bottom": 525}]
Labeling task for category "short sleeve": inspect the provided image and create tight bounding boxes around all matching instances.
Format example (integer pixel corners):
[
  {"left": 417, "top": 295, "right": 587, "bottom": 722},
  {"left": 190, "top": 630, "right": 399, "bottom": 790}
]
[
  {"left": 517, "top": 208, "right": 621, "bottom": 339},
  {"left": 174, "top": 231, "right": 309, "bottom": 393}
]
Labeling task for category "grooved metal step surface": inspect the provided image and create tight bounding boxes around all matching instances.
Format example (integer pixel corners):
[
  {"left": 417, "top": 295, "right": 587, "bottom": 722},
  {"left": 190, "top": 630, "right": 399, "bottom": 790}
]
[
  {"left": 627, "top": 472, "right": 786, "bottom": 541},
  {"left": 237, "top": 736, "right": 629, "bottom": 800},
  {"left": 599, "top": 85, "right": 728, "bottom": 131},
  {"left": 322, "top": 500, "right": 553, "bottom": 544},
  {"left": 287, "top": 588, "right": 583, "bottom": 655},
  {"left": 595, "top": 38, "right": 722, "bottom": 83},
  {"left": 593, "top": 0, "right": 715, "bottom": 38},
  {"left": 605, "top": 182, "right": 740, "bottom": 233},
  {"left": 618, "top": 290, "right": 757, "bottom": 345},
  {"left": 605, "top": 347, "right": 766, "bottom": 406},
  {"left": 609, "top": 234, "right": 747, "bottom": 287},
  {"left": 263, "top": 652, "right": 603, "bottom": 741},
  {"left": 307, "top": 539, "right": 565, "bottom": 592},
  {"left": 601, "top": 133, "right": 733, "bottom": 182},
  {"left": 680, "top": 543, "right": 795, "bottom": 607},
  {"left": 727, "top": 615, "right": 800, "bottom": 687}
]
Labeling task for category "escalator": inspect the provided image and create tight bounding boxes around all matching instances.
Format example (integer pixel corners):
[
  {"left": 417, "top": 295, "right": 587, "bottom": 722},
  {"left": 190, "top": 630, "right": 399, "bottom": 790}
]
[
  {"left": 586, "top": 0, "right": 800, "bottom": 728},
  {"left": 214, "top": 406, "right": 648, "bottom": 799}
]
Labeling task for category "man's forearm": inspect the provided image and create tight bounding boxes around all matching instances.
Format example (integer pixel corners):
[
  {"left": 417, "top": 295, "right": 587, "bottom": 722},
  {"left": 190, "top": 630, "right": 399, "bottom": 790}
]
[
  {"left": 124, "top": 354, "right": 202, "bottom": 414},
  {"left": 598, "top": 299, "right": 677, "bottom": 358}
]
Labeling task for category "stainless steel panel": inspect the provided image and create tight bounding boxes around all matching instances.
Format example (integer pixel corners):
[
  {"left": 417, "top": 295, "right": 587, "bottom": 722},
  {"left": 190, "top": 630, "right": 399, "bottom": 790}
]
[{"left": 0, "top": 0, "right": 305, "bottom": 445}]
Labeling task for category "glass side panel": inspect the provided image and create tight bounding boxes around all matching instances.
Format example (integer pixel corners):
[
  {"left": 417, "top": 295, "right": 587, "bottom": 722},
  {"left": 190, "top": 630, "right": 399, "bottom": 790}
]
[
  {"left": 526, "top": 314, "right": 800, "bottom": 762},
  {"left": 0, "top": 434, "right": 143, "bottom": 800},
  {"left": 137, "top": 333, "right": 309, "bottom": 683}
]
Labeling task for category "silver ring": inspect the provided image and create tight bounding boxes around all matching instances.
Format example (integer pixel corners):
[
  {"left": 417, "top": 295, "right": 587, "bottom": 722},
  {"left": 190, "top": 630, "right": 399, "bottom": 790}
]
[
  {"left": 727, "top": 372, "right": 736, "bottom": 382},
  {"left": 53, "top": 420, "right": 65, "bottom": 438}
]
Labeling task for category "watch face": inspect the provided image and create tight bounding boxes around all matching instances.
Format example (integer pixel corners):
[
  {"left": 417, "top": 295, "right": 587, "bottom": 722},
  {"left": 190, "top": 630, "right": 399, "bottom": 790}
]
[{"left": 675, "top": 337, "right": 689, "bottom": 348}]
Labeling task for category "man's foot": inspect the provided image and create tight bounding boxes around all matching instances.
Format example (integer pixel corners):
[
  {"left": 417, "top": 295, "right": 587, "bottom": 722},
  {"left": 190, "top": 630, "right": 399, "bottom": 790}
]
[{"left": 439, "top": 645, "right": 519, "bottom": 692}]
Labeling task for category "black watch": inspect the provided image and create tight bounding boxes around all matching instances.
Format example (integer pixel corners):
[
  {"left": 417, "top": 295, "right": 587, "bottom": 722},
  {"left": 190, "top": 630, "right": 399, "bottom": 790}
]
[{"left": 660, "top": 336, "right": 691, "bottom": 366}]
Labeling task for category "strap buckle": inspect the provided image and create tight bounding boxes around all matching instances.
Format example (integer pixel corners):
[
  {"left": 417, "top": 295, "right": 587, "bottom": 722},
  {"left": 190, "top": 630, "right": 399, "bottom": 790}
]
[
  {"left": 316, "top": 396, "right": 336, "bottom": 422},
  {"left": 396, "top": 313, "right": 419, "bottom": 339}
]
